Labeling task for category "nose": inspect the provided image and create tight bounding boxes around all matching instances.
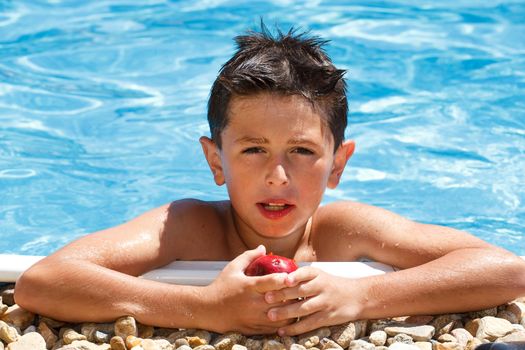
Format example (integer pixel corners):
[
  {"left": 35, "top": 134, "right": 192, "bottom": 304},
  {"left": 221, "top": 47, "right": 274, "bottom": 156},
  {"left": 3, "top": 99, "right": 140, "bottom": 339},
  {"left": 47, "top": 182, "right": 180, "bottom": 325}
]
[{"left": 265, "top": 161, "right": 289, "bottom": 186}]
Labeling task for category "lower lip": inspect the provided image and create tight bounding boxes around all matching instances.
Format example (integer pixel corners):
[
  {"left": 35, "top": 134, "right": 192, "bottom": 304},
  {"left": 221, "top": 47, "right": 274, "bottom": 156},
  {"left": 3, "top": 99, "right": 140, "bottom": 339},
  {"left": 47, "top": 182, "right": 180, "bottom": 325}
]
[{"left": 257, "top": 203, "right": 295, "bottom": 220}]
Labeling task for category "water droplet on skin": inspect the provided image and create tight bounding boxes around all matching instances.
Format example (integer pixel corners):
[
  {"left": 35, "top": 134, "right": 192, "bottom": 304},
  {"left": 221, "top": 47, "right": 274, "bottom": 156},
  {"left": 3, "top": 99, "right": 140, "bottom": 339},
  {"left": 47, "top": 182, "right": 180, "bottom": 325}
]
[
  {"left": 381, "top": 242, "right": 385, "bottom": 249},
  {"left": 348, "top": 244, "right": 352, "bottom": 249}
]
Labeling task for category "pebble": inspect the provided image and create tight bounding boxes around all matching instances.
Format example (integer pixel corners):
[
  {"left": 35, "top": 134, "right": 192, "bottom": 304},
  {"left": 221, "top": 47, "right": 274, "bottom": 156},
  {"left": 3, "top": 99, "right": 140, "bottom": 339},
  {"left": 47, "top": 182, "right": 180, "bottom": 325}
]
[
  {"left": 348, "top": 339, "right": 374, "bottom": 350},
  {"left": 110, "top": 335, "right": 126, "bottom": 350},
  {"left": 466, "top": 316, "right": 514, "bottom": 341},
  {"left": 329, "top": 321, "right": 365, "bottom": 348},
  {"left": 0, "top": 321, "right": 20, "bottom": 343},
  {"left": 450, "top": 328, "right": 472, "bottom": 347},
  {"left": 1, "top": 296, "right": 524, "bottom": 350},
  {"left": 0, "top": 287, "right": 15, "bottom": 307},
  {"left": 413, "top": 342, "right": 431, "bottom": 350},
  {"left": 369, "top": 331, "right": 387, "bottom": 346},
  {"left": 387, "top": 343, "right": 420, "bottom": 350},
  {"left": 5, "top": 332, "right": 46, "bottom": 350},
  {"left": 384, "top": 326, "right": 435, "bottom": 342},
  {"left": 38, "top": 320, "right": 57, "bottom": 349},
  {"left": 262, "top": 339, "right": 285, "bottom": 350},
  {"left": 0, "top": 306, "right": 35, "bottom": 331},
  {"left": 114, "top": 316, "right": 138, "bottom": 339}
]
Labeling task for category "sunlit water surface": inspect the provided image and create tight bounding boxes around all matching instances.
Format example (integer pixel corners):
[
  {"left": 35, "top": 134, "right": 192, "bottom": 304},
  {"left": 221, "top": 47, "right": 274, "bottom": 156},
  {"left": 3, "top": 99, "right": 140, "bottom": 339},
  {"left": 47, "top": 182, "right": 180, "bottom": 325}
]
[{"left": 1, "top": 0, "right": 524, "bottom": 256}]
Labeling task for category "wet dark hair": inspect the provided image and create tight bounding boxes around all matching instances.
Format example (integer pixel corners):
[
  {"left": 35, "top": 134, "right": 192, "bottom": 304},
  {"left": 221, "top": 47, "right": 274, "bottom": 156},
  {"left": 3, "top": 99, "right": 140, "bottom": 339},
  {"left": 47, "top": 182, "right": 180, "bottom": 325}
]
[{"left": 207, "top": 24, "right": 348, "bottom": 152}]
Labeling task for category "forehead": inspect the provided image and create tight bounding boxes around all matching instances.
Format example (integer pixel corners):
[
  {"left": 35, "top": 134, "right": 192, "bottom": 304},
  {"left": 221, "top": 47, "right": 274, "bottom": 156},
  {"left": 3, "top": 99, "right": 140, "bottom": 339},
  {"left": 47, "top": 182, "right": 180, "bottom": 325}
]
[{"left": 225, "top": 93, "right": 331, "bottom": 140}]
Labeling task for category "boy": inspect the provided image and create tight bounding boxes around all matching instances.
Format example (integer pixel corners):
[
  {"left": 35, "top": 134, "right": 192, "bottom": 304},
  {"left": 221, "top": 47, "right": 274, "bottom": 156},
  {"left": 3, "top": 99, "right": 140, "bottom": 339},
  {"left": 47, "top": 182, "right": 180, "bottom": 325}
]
[{"left": 14, "top": 27, "right": 525, "bottom": 336}]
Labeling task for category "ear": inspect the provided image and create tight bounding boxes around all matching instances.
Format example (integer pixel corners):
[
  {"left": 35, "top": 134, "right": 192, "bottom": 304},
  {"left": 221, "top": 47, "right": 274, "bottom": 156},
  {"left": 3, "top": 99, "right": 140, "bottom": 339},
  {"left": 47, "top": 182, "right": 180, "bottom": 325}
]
[
  {"left": 199, "top": 136, "right": 225, "bottom": 186},
  {"left": 327, "top": 140, "right": 355, "bottom": 189}
]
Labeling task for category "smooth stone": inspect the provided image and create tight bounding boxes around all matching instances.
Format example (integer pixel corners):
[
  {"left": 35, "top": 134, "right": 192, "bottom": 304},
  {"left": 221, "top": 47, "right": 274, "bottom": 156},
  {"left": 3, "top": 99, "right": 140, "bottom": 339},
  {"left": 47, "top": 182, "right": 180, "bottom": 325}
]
[
  {"left": 6, "top": 332, "right": 46, "bottom": 350},
  {"left": 298, "top": 327, "right": 331, "bottom": 348},
  {"left": 0, "top": 305, "right": 35, "bottom": 331},
  {"left": 414, "top": 342, "right": 432, "bottom": 350},
  {"left": 138, "top": 325, "right": 155, "bottom": 339},
  {"left": 193, "top": 345, "right": 216, "bottom": 350},
  {"left": 174, "top": 339, "right": 190, "bottom": 348},
  {"left": 320, "top": 338, "right": 343, "bottom": 350},
  {"left": 63, "top": 328, "right": 87, "bottom": 345},
  {"left": 348, "top": 339, "right": 375, "bottom": 350},
  {"left": 245, "top": 338, "right": 263, "bottom": 350},
  {"left": 109, "top": 336, "right": 126, "bottom": 350},
  {"left": 470, "top": 316, "right": 514, "bottom": 341},
  {"left": 281, "top": 336, "right": 296, "bottom": 350},
  {"left": 329, "top": 321, "right": 366, "bottom": 348},
  {"left": 0, "top": 288, "right": 15, "bottom": 306},
  {"left": 450, "top": 328, "right": 473, "bottom": 347},
  {"left": 22, "top": 325, "right": 36, "bottom": 334},
  {"left": 141, "top": 339, "right": 161, "bottom": 350},
  {"left": 38, "top": 320, "right": 58, "bottom": 349},
  {"left": 496, "top": 330, "right": 525, "bottom": 342},
  {"left": 465, "top": 338, "right": 482, "bottom": 350},
  {"left": 213, "top": 333, "right": 245, "bottom": 350},
  {"left": 290, "top": 345, "right": 307, "bottom": 350},
  {"left": 126, "top": 335, "right": 143, "bottom": 349},
  {"left": 496, "top": 310, "right": 519, "bottom": 324},
  {"left": 430, "top": 315, "right": 461, "bottom": 338},
  {"left": 385, "top": 326, "right": 435, "bottom": 342},
  {"left": 388, "top": 343, "right": 420, "bottom": 350},
  {"left": 369, "top": 331, "right": 388, "bottom": 346},
  {"left": 262, "top": 340, "right": 286, "bottom": 350},
  {"left": 0, "top": 321, "right": 20, "bottom": 343},
  {"left": 507, "top": 302, "right": 525, "bottom": 323},
  {"left": 150, "top": 338, "right": 172, "bottom": 350},
  {"left": 232, "top": 345, "right": 248, "bottom": 350},
  {"left": 432, "top": 342, "right": 461, "bottom": 350},
  {"left": 436, "top": 334, "right": 456, "bottom": 343},
  {"left": 114, "top": 317, "right": 138, "bottom": 340},
  {"left": 176, "top": 345, "right": 192, "bottom": 350},
  {"left": 186, "top": 336, "right": 208, "bottom": 347}
]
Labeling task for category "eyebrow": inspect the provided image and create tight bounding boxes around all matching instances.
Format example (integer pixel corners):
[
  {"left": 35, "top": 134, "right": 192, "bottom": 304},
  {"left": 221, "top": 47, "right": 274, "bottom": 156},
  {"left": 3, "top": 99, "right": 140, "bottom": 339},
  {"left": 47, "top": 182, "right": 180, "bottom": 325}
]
[{"left": 235, "top": 136, "right": 320, "bottom": 147}]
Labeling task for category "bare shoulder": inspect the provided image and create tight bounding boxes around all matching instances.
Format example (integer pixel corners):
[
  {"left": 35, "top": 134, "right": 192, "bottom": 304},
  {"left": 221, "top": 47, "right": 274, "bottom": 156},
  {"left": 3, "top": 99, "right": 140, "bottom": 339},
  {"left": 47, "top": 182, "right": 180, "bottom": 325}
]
[
  {"left": 312, "top": 201, "right": 493, "bottom": 267},
  {"left": 48, "top": 199, "right": 230, "bottom": 275}
]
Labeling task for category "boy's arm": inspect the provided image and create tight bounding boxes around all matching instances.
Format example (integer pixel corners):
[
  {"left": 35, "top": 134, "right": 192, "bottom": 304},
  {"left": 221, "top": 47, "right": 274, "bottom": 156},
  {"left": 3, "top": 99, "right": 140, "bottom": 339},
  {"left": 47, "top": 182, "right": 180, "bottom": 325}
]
[
  {"left": 14, "top": 200, "right": 289, "bottom": 334},
  {"left": 265, "top": 201, "right": 525, "bottom": 335}
]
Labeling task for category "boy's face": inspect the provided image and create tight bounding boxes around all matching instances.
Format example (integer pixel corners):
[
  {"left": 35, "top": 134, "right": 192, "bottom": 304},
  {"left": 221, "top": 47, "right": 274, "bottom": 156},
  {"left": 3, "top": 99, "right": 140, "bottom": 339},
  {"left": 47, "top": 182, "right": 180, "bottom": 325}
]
[{"left": 201, "top": 93, "right": 354, "bottom": 240}]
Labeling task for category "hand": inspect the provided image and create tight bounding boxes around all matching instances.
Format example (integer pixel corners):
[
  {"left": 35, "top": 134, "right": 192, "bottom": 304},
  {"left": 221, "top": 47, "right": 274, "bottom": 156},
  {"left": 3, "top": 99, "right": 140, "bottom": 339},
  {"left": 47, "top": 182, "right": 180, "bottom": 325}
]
[
  {"left": 264, "top": 267, "right": 364, "bottom": 336},
  {"left": 203, "top": 246, "right": 295, "bottom": 334}
]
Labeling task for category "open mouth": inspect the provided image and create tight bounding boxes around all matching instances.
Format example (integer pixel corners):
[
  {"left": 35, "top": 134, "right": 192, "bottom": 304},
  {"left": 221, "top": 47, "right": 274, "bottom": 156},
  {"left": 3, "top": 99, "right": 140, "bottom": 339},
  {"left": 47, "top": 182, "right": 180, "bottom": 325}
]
[
  {"left": 262, "top": 203, "right": 292, "bottom": 211},
  {"left": 257, "top": 202, "right": 295, "bottom": 219}
]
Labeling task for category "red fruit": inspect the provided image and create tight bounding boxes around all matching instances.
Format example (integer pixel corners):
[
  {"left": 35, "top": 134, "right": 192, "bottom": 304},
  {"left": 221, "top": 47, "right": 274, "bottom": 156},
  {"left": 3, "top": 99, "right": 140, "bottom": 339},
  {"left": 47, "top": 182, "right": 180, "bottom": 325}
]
[{"left": 245, "top": 253, "right": 298, "bottom": 276}]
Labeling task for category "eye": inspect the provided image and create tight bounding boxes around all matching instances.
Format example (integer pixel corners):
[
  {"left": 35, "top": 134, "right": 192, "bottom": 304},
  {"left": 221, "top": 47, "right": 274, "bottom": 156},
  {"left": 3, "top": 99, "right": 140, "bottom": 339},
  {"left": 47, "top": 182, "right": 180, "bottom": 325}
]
[
  {"left": 242, "top": 147, "right": 264, "bottom": 154},
  {"left": 292, "top": 147, "right": 314, "bottom": 155}
]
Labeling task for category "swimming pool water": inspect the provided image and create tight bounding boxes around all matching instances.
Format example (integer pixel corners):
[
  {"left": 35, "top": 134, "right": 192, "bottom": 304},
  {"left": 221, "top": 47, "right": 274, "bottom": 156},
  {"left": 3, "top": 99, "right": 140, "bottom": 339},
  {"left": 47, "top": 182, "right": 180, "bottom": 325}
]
[{"left": 1, "top": 1, "right": 524, "bottom": 256}]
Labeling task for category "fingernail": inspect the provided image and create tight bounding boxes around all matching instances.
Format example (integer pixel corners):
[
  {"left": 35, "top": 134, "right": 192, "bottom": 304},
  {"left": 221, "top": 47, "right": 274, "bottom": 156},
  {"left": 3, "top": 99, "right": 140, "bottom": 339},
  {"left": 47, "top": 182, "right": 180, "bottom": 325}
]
[
  {"left": 278, "top": 329, "right": 286, "bottom": 336},
  {"left": 265, "top": 292, "right": 274, "bottom": 303},
  {"left": 268, "top": 310, "right": 277, "bottom": 321}
]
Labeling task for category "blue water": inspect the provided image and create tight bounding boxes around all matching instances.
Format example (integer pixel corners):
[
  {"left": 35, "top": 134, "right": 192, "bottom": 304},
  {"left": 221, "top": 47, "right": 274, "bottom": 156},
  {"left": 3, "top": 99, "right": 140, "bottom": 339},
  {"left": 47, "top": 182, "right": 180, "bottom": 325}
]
[{"left": 1, "top": 1, "right": 524, "bottom": 256}]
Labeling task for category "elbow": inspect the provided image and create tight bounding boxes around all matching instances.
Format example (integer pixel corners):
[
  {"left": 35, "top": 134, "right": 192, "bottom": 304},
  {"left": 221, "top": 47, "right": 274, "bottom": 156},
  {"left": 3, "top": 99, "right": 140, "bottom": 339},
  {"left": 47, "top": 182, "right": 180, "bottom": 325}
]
[{"left": 14, "top": 263, "right": 50, "bottom": 313}]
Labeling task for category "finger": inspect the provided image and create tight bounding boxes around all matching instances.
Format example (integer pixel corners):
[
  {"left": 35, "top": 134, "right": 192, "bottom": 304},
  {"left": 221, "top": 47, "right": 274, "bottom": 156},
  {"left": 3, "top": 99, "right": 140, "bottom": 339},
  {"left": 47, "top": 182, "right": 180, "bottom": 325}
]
[
  {"left": 265, "top": 280, "right": 316, "bottom": 303},
  {"left": 252, "top": 272, "right": 288, "bottom": 293},
  {"left": 229, "top": 245, "right": 266, "bottom": 271},
  {"left": 267, "top": 297, "right": 320, "bottom": 322},
  {"left": 285, "top": 266, "right": 319, "bottom": 286},
  {"left": 277, "top": 311, "right": 325, "bottom": 336}
]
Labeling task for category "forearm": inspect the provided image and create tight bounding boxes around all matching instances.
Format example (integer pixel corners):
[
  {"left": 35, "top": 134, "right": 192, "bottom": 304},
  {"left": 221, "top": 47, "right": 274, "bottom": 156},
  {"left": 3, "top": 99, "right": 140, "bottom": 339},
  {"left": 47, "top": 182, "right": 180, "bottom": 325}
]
[
  {"left": 14, "top": 258, "right": 208, "bottom": 329},
  {"left": 356, "top": 248, "right": 525, "bottom": 319}
]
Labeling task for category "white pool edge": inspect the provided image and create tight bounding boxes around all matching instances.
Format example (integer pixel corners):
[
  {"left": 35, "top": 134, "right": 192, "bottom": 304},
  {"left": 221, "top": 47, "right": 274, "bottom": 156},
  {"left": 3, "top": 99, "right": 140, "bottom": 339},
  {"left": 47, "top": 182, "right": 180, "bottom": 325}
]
[{"left": 1, "top": 254, "right": 524, "bottom": 286}]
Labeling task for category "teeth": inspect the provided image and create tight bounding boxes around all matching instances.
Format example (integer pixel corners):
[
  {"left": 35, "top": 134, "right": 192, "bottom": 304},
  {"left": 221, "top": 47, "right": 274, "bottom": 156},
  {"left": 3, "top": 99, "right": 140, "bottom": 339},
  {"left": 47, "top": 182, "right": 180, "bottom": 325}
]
[{"left": 264, "top": 203, "right": 288, "bottom": 211}]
